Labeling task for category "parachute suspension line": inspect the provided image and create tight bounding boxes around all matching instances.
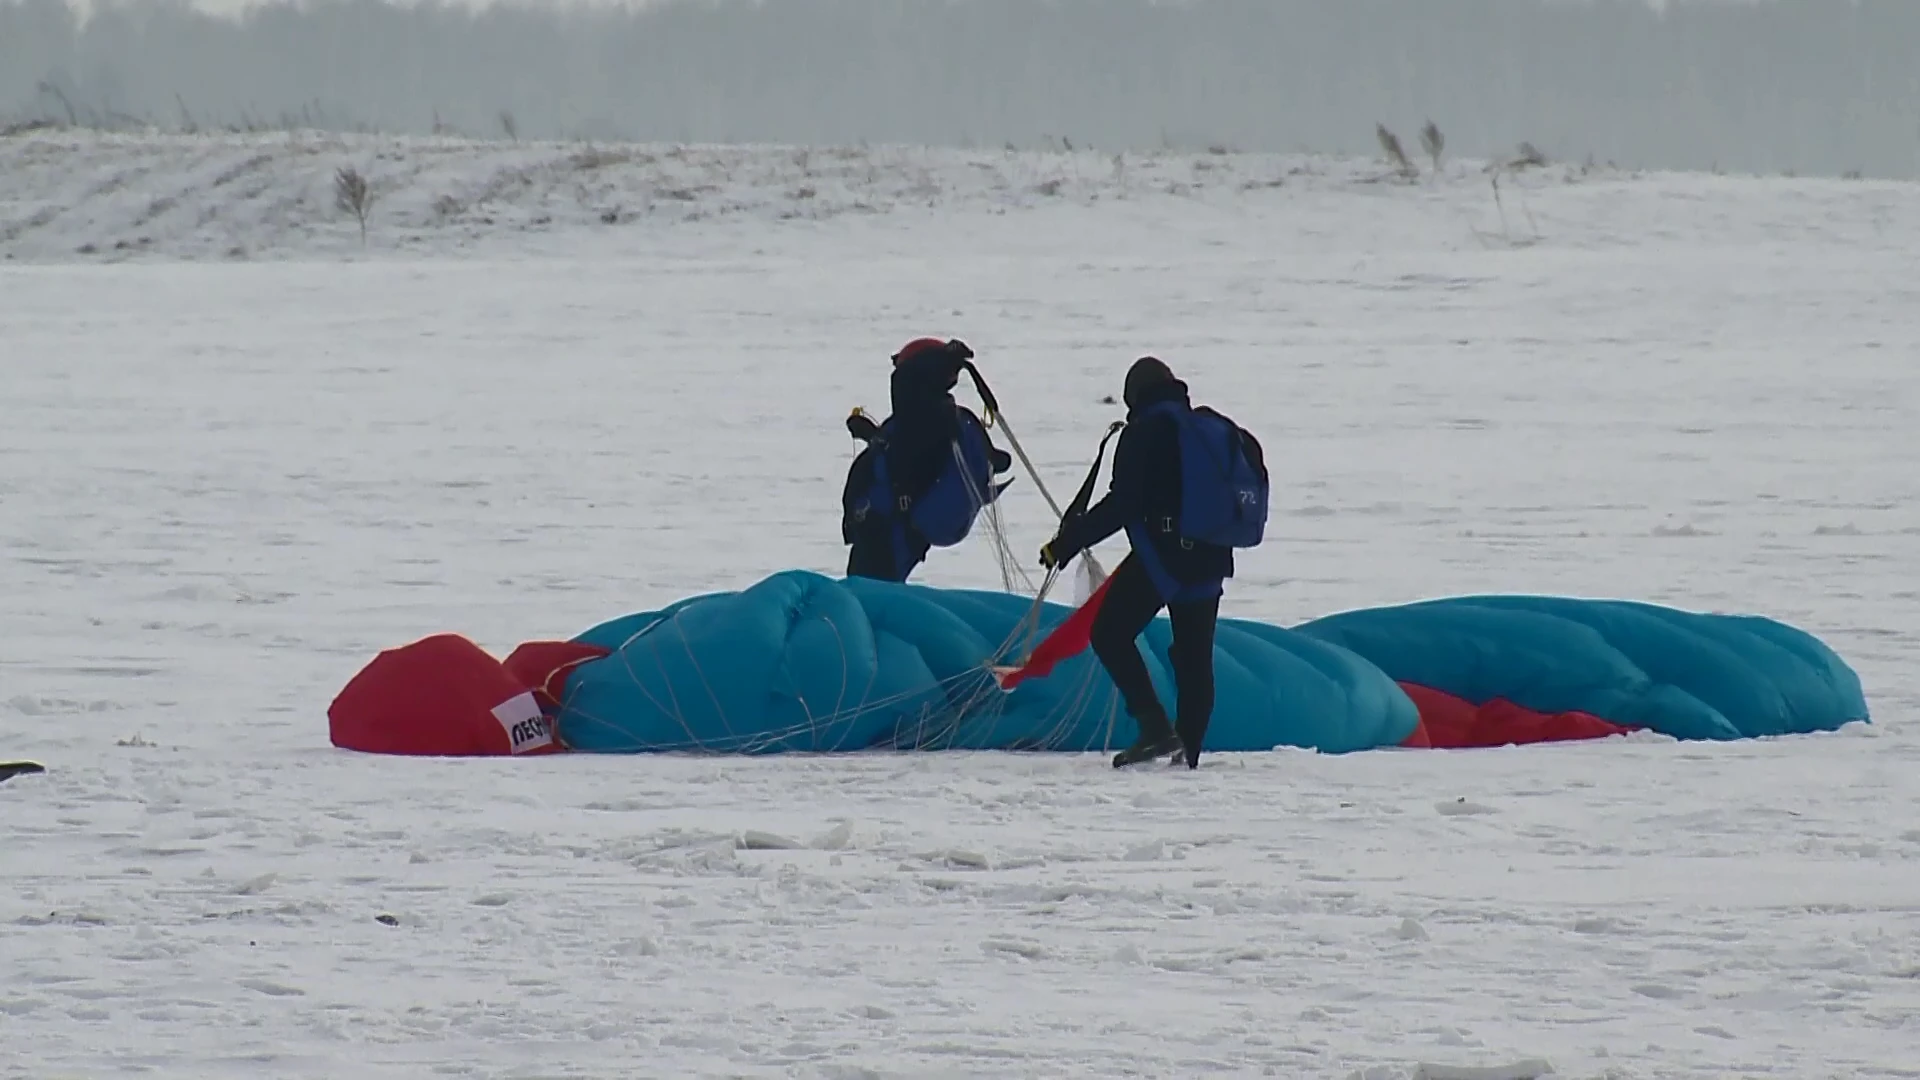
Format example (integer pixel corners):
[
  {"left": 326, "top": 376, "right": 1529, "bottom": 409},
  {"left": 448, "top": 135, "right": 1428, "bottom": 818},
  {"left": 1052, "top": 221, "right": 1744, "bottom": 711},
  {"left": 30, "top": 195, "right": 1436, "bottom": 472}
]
[
  {"left": 556, "top": 601, "right": 1112, "bottom": 756},
  {"left": 558, "top": 611, "right": 1015, "bottom": 755},
  {"left": 996, "top": 415, "right": 1063, "bottom": 518},
  {"left": 956, "top": 360, "right": 1114, "bottom": 667},
  {"left": 952, "top": 360, "right": 1083, "bottom": 611},
  {"left": 983, "top": 494, "right": 1034, "bottom": 595},
  {"left": 959, "top": 360, "right": 1074, "bottom": 524},
  {"left": 984, "top": 564, "right": 1059, "bottom": 670},
  {"left": 985, "top": 417, "right": 1129, "bottom": 673},
  {"left": 560, "top": 665, "right": 999, "bottom": 755},
  {"left": 1017, "top": 565, "right": 1064, "bottom": 643},
  {"left": 953, "top": 439, "right": 1036, "bottom": 596}
]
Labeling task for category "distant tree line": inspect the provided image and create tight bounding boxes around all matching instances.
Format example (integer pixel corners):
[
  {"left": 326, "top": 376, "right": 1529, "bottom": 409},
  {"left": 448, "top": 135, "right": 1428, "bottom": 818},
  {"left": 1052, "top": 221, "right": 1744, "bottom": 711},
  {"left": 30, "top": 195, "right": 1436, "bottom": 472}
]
[{"left": 3, "top": 0, "right": 1915, "bottom": 178}]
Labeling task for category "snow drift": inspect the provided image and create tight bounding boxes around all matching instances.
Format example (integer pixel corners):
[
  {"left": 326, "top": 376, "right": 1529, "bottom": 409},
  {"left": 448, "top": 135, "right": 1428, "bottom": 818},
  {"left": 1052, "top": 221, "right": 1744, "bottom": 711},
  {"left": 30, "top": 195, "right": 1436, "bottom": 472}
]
[{"left": 328, "top": 570, "right": 1870, "bottom": 758}]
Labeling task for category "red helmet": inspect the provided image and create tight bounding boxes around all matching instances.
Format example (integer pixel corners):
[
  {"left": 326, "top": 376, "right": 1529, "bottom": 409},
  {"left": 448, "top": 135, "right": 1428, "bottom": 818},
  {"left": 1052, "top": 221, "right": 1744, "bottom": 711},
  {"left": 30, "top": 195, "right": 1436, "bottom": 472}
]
[{"left": 891, "top": 337, "right": 949, "bottom": 367}]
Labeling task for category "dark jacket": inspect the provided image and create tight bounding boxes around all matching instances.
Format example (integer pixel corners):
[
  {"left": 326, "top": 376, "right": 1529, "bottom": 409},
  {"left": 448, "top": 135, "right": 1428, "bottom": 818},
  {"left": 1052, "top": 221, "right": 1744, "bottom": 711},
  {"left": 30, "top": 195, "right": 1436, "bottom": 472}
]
[
  {"left": 886, "top": 348, "right": 969, "bottom": 497},
  {"left": 1050, "top": 377, "right": 1234, "bottom": 585},
  {"left": 842, "top": 346, "right": 1011, "bottom": 543}
]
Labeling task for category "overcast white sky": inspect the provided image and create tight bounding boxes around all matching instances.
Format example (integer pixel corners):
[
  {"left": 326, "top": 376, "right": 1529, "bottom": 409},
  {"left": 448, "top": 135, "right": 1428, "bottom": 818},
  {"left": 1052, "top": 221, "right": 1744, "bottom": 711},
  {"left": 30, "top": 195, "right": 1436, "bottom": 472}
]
[{"left": 66, "top": 0, "right": 1743, "bottom": 20}]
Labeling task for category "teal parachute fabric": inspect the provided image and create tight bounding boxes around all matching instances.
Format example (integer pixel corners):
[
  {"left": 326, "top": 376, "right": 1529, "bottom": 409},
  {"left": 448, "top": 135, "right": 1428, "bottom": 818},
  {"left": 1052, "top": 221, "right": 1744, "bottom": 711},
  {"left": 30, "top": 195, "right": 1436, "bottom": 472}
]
[
  {"left": 1293, "top": 595, "right": 1868, "bottom": 741},
  {"left": 558, "top": 570, "right": 1418, "bottom": 754},
  {"left": 550, "top": 571, "right": 1868, "bottom": 755}
]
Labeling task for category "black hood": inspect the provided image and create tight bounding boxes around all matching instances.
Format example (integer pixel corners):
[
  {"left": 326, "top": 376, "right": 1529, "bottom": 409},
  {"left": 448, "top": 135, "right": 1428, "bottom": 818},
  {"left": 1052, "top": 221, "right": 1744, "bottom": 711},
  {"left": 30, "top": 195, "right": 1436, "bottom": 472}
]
[{"left": 1123, "top": 356, "right": 1188, "bottom": 413}]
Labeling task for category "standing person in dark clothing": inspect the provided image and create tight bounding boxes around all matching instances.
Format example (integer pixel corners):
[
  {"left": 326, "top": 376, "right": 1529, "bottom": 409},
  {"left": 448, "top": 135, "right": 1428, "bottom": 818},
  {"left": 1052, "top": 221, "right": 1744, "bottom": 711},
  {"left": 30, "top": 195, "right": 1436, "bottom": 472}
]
[
  {"left": 843, "top": 338, "right": 1014, "bottom": 583},
  {"left": 1039, "top": 357, "right": 1269, "bottom": 769}
]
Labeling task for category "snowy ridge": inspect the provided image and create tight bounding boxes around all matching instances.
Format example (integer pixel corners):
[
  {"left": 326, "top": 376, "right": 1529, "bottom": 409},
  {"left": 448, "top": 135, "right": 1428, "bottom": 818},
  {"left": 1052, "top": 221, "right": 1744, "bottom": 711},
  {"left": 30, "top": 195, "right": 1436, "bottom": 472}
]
[
  {"left": 0, "top": 129, "right": 1573, "bottom": 262},
  {"left": 4, "top": 128, "right": 1913, "bottom": 264}
]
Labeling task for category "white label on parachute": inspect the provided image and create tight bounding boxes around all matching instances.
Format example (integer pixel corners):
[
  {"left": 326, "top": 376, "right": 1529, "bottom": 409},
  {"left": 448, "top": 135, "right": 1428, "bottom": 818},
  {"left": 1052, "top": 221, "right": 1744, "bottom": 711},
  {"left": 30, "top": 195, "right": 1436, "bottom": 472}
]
[{"left": 492, "top": 691, "right": 554, "bottom": 754}]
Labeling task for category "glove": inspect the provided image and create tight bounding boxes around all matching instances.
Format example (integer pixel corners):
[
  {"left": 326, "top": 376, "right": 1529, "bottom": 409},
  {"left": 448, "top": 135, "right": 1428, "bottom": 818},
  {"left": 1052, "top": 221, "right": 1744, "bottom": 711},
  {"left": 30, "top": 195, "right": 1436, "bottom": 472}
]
[
  {"left": 1039, "top": 541, "right": 1062, "bottom": 570},
  {"left": 1041, "top": 535, "right": 1080, "bottom": 570},
  {"left": 1041, "top": 514, "right": 1086, "bottom": 569},
  {"left": 945, "top": 339, "right": 974, "bottom": 360},
  {"left": 846, "top": 407, "right": 881, "bottom": 442}
]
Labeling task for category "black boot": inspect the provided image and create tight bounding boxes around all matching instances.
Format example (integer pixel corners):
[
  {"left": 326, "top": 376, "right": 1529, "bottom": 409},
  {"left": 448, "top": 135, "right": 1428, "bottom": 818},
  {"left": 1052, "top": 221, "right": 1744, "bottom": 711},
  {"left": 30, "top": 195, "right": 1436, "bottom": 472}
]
[
  {"left": 1164, "top": 638, "right": 1200, "bottom": 769},
  {"left": 1167, "top": 699, "right": 1198, "bottom": 764},
  {"left": 1113, "top": 702, "right": 1182, "bottom": 768},
  {"left": 1173, "top": 738, "right": 1201, "bottom": 770},
  {"left": 1173, "top": 706, "right": 1205, "bottom": 769},
  {"left": 1169, "top": 639, "right": 1208, "bottom": 769}
]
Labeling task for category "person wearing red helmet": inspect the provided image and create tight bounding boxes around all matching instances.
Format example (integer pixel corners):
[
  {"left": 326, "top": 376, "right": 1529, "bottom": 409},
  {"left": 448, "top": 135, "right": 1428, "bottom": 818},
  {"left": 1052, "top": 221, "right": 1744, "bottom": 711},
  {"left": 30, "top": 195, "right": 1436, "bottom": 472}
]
[{"left": 842, "top": 338, "right": 1014, "bottom": 582}]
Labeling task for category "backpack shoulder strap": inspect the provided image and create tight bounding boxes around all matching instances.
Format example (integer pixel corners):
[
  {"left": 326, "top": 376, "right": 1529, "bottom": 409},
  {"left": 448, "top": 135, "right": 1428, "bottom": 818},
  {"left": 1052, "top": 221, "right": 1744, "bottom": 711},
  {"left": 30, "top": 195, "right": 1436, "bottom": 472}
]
[{"left": 1063, "top": 421, "right": 1127, "bottom": 521}]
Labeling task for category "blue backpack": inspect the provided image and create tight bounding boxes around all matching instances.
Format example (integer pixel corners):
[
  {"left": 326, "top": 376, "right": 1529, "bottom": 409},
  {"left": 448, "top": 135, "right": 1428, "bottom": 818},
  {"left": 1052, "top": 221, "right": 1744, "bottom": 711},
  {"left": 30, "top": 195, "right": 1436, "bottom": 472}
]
[
  {"left": 852, "top": 410, "right": 1007, "bottom": 548},
  {"left": 1145, "top": 401, "right": 1269, "bottom": 549}
]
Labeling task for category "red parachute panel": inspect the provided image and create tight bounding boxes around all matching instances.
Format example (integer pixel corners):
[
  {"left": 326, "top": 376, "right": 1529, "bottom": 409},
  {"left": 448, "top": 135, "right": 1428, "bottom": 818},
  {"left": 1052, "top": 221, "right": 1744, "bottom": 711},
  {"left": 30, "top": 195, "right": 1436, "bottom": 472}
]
[
  {"left": 504, "top": 640, "right": 612, "bottom": 712},
  {"left": 1396, "top": 681, "right": 1635, "bottom": 749},
  {"left": 993, "top": 575, "right": 1115, "bottom": 690},
  {"left": 329, "top": 633, "right": 565, "bottom": 757}
]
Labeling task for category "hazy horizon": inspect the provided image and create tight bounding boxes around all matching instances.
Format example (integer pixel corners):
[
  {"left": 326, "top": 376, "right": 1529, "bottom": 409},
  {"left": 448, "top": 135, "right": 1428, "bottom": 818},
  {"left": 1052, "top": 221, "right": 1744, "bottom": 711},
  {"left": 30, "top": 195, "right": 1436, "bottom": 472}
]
[{"left": 6, "top": 0, "right": 1915, "bottom": 179}]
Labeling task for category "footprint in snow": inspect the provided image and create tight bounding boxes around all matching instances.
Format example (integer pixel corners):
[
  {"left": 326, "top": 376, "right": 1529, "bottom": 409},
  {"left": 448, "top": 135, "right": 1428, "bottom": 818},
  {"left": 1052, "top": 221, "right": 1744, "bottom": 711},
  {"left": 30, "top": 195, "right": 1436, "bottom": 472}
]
[
  {"left": 915, "top": 848, "right": 989, "bottom": 870},
  {"left": 234, "top": 873, "right": 277, "bottom": 896},
  {"left": 1407, "top": 1059, "right": 1556, "bottom": 1080},
  {"left": 812, "top": 822, "right": 854, "bottom": 850},
  {"left": 736, "top": 830, "right": 804, "bottom": 851},
  {"left": 981, "top": 937, "right": 1047, "bottom": 960},
  {"left": 238, "top": 979, "right": 305, "bottom": 997}
]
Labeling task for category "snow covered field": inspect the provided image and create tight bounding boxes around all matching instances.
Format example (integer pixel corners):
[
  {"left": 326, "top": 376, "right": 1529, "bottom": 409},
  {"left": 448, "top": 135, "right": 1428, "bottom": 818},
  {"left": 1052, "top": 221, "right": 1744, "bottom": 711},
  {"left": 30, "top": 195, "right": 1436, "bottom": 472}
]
[{"left": 3, "top": 132, "right": 1919, "bottom": 1079}]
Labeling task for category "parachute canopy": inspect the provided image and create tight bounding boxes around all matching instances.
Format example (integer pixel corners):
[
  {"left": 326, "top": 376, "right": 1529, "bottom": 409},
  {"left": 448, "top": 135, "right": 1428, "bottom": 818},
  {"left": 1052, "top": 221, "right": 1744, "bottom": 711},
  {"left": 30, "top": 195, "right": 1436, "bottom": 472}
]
[{"left": 329, "top": 570, "right": 1869, "bottom": 758}]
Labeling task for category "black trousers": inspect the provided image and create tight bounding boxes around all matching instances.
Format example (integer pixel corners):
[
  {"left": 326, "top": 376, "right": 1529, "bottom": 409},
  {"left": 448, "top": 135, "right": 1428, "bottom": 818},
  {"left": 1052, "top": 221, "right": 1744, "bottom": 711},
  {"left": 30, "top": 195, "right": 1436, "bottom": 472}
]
[
  {"left": 1088, "top": 553, "right": 1220, "bottom": 753},
  {"left": 845, "top": 520, "right": 929, "bottom": 583}
]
